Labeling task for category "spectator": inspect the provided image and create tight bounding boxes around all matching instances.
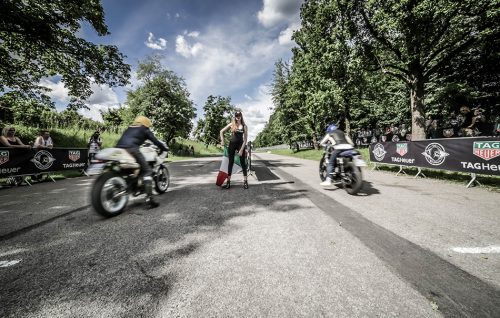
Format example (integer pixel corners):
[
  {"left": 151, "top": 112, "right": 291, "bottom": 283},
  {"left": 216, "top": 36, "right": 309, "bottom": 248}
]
[
  {"left": 0, "top": 127, "right": 30, "bottom": 148},
  {"left": 34, "top": 130, "right": 54, "bottom": 149},
  {"left": 190, "top": 145, "right": 195, "bottom": 156},
  {"left": 88, "top": 131, "right": 102, "bottom": 161},
  {"left": 460, "top": 106, "right": 474, "bottom": 129},
  {"left": 469, "top": 108, "right": 488, "bottom": 135}
]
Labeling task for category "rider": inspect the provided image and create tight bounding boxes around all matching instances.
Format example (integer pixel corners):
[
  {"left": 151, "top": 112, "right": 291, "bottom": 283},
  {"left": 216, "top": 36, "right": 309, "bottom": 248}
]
[
  {"left": 320, "top": 124, "right": 354, "bottom": 186},
  {"left": 116, "top": 116, "right": 168, "bottom": 209}
]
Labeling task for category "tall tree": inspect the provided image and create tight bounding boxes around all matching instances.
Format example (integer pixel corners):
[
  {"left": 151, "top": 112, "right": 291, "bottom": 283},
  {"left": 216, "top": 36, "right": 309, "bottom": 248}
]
[
  {"left": 126, "top": 56, "right": 196, "bottom": 144},
  {"left": 201, "top": 95, "right": 235, "bottom": 145},
  {"left": 0, "top": 0, "right": 130, "bottom": 104},
  {"left": 355, "top": 0, "right": 499, "bottom": 139}
]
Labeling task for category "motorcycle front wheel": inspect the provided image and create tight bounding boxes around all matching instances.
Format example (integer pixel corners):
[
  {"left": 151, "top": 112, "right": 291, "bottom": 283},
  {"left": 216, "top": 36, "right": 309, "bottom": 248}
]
[
  {"left": 154, "top": 165, "right": 170, "bottom": 194},
  {"left": 319, "top": 157, "right": 328, "bottom": 181},
  {"left": 91, "top": 171, "right": 129, "bottom": 217},
  {"left": 342, "top": 162, "right": 363, "bottom": 195}
]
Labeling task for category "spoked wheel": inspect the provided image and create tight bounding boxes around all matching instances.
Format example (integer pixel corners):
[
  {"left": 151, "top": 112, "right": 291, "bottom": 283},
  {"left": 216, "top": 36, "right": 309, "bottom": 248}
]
[
  {"left": 154, "top": 165, "right": 170, "bottom": 194},
  {"left": 319, "top": 157, "right": 328, "bottom": 181},
  {"left": 342, "top": 162, "right": 363, "bottom": 195},
  {"left": 91, "top": 171, "right": 129, "bottom": 217}
]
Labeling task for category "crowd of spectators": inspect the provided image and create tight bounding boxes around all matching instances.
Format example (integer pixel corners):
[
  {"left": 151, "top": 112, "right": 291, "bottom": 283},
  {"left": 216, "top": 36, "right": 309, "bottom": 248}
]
[
  {"left": 353, "top": 123, "right": 411, "bottom": 147},
  {"left": 425, "top": 106, "right": 498, "bottom": 139}
]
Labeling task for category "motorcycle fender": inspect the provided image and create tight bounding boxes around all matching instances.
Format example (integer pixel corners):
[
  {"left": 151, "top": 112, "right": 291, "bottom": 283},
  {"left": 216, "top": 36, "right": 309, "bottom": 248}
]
[{"left": 353, "top": 156, "right": 367, "bottom": 167}]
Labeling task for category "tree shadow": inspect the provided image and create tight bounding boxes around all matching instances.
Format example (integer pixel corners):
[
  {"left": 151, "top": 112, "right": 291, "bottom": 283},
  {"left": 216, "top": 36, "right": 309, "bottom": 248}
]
[{"left": 0, "top": 175, "right": 310, "bottom": 318}]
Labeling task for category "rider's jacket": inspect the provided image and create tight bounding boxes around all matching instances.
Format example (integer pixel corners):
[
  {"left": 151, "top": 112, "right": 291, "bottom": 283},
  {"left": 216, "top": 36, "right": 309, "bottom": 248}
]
[
  {"left": 116, "top": 125, "right": 168, "bottom": 152},
  {"left": 320, "top": 129, "right": 354, "bottom": 150}
]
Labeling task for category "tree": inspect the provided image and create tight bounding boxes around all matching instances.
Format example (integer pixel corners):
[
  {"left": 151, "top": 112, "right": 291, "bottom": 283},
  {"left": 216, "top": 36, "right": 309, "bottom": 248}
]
[
  {"left": 201, "top": 95, "right": 235, "bottom": 146},
  {"left": 125, "top": 56, "right": 196, "bottom": 144},
  {"left": 0, "top": 0, "right": 130, "bottom": 103},
  {"left": 354, "top": 0, "right": 499, "bottom": 139}
]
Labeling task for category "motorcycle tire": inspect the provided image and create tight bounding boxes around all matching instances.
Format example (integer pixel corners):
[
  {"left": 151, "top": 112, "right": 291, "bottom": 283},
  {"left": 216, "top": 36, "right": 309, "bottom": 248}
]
[
  {"left": 342, "top": 162, "right": 363, "bottom": 195},
  {"left": 154, "top": 165, "right": 170, "bottom": 194},
  {"left": 91, "top": 171, "right": 129, "bottom": 217},
  {"left": 319, "top": 157, "right": 328, "bottom": 181}
]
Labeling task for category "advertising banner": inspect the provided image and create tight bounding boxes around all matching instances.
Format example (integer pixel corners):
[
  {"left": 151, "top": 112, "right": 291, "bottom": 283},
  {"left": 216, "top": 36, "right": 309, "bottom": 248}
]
[
  {"left": 0, "top": 148, "right": 88, "bottom": 177},
  {"left": 369, "top": 137, "right": 500, "bottom": 176}
]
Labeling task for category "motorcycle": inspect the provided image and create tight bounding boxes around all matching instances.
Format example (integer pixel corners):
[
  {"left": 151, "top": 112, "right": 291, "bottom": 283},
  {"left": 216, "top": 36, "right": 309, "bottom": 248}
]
[
  {"left": 319, "top": 145, "right": 366, "bottom": 195},
  {"left": 87, "top": 142, "right": 170, "bottom": 217}
]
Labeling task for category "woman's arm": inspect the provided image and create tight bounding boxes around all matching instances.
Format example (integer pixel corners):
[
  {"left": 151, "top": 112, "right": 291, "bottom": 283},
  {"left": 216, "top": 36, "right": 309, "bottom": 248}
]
[
  {"left": 0, "top": 136, "right": 10, "bottom": 147},
  {"left": 219, "top": 123, "right": 231, "bottom": 146}
]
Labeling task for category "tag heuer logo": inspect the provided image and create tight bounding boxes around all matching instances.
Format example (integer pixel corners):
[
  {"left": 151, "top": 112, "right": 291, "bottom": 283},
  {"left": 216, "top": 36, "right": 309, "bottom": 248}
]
[
  {"left": 31, "top": 150, "right": 56, "bottom": 170},
  {"left": 372, "top": 143, "right": 387, "bottom": 161},
  {"left": 69, "top": 150, "right": 80, "bottom": 162},
  {"left": 0, "top": 150, "right": 9, "bottom": 166},
  {"left": 396, "top": 143, "right": 408, "bottom": 156},
  {"left": 422, "top": 143, "right": 449, "bottom": 166},
  {"left": 473, "top": 141, "right": 500, "bottom": 161}
]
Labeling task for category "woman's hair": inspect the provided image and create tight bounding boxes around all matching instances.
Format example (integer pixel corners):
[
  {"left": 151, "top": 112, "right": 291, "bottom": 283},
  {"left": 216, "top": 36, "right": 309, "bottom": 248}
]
[
  {"left": 2, "top": 127, "right": 14, "bottom": 137},
  {"left": 230, "top": 111, "right": 245, "bottom": 132}
]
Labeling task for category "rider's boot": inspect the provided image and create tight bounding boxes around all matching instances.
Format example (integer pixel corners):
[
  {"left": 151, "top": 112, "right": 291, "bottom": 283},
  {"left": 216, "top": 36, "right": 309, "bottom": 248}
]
[
  {"left": 320, "top": 177, "right": 332, "bottom": 186},
  {"left": 144, "top": 177, "right": 159, "bottom": 209}
]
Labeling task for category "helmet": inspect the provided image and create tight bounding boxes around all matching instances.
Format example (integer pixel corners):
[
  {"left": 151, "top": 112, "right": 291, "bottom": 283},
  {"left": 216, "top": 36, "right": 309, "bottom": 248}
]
[
  {"left": 326, "top": 124, "right": 338, "bottom": 134},
  {"left": 133, "top": 116, "right": 152, "bottom": 128}
]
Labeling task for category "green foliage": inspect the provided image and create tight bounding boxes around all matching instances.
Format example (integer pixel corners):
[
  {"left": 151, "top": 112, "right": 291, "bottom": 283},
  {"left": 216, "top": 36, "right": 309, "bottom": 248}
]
[
  {"left": 8, "top": 125, "right": 121, "bottom": 148},
  {"left": 197, "top": 95, "right": 236, "bottom": 145},
  {"left": 125, "top": 56, "right": 196, "bottom": 144},
  {"left": 0, "top": 0, "right": 130, "bottom": 103},
  {"left": 256, "top": 0, "right": 500, "bottom": 146}
]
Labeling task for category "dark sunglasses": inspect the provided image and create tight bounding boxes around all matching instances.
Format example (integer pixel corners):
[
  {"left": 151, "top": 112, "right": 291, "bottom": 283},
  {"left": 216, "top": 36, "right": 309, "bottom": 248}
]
[
  {"left": 235, "top": 113, "right": 242, "bottom": 118},
  {"left": 8, "top": 129, "right": 15, "bottom": 132}
]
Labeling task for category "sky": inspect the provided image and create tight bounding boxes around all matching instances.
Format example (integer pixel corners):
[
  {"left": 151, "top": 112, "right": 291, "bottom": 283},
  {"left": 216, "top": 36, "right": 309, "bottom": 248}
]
[{"left": 44, "top": 0, "right": 303, "bottom": 140}]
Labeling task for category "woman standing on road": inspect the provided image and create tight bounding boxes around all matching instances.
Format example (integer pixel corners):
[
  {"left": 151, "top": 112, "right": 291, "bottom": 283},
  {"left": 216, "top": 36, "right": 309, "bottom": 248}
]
[{"left": 220, "top": 111, "right": 248, "bottom": 189}]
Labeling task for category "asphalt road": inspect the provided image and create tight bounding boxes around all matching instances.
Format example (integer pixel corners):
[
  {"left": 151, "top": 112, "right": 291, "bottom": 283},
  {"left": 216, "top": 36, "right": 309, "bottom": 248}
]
[{"left": 0, "top": 153, "right": 499, "bottom": 318}]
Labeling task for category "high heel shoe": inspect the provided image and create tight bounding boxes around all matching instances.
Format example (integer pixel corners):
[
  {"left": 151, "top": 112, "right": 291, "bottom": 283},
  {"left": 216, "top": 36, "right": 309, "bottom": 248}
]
[
  {"left": 222, "top": 180, "right": 231, "bottom": 189},
  {"left": 243, "top": 180, "right": 248, "bottom": 189}
]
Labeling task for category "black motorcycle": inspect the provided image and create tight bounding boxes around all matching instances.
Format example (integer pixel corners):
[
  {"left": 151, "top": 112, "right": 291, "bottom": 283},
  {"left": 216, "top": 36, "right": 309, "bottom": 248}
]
[{"left": 319, "top": 145, "right": 366, "bottom": 195}]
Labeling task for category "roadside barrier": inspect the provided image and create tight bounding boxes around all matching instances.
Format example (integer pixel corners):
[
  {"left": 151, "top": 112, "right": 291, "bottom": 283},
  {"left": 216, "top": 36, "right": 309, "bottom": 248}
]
[
  {"left": 369, "top": 137, "right": 500, "bottom": 187},
  {"left": 0, "top": 148, "right": 88, "bottom": 186}
]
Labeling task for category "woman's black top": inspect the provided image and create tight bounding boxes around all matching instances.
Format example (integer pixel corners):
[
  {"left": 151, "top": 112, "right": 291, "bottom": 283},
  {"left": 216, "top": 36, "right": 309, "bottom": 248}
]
[
  {"left": 7, "top": 138, "right": 20, "bottom": 146},
  {"left": 230, "top": 126, "right": 245, "bottom": 144}
]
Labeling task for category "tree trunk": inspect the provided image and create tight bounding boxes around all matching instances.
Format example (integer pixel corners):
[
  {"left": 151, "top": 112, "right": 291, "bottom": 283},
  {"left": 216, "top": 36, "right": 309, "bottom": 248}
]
[
  {"left": 410, "top": 76, "right": 426, "bottom": 140},
  {"left": 312, "top": 133, "right": 318, "bottom": 150}
]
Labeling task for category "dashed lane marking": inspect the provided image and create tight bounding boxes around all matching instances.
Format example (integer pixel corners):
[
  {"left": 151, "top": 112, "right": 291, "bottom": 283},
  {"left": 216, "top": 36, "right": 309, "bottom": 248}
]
[
  {"left": 0, "top": 260, "right": 21, "bottom": 267},
  {"left": 451, "top": 246, "right": 500, "bottom": 254}
]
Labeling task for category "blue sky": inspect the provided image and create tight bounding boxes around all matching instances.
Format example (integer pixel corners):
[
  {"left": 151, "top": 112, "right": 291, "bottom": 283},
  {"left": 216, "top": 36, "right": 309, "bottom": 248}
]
[{"left": 44, "top": 0, "right": 303, "bottom": 140}]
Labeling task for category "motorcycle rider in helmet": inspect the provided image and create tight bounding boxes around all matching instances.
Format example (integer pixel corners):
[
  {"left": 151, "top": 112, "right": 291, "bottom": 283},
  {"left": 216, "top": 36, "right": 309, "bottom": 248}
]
[
  {"left": 116, "top": 116, "right": 169, "bottom": 209},
  {"left": 320, "top": 124, "right": 354, "bottom": 186}
]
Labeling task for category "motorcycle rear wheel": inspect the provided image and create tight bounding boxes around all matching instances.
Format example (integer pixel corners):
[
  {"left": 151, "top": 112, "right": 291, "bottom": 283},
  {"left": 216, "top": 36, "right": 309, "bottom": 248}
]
[
  {"left": 342, "top": 162, "right": 363, "bottom": 195},
  {"left": 91, "top": 171, "right": 129, "bottom": 217}
]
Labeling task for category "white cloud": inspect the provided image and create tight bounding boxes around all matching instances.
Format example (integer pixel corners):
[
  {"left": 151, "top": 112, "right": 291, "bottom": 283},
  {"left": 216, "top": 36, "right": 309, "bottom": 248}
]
[
  {"left": 145, "top": 32, "right": 167, "bottom": 50},
  {"left": 170, "top": 25, "right": 292, "bottom": 109},
  {"left": 40, "top": 78, "right": 120, "bottom": 121},
  {"left": 258, "top": 0, "right": 302, "bottom": 28},
  {"left": 79, "top": 85, "right": 120, "bottom": 121},
  {"left": 235, "top": 85, "right": 273, "bottom": 141},
  {"left": 39, "top": 78, "right": 71, "bottom": 104},
  {"left": 175, "top": 35, "right": 204, "bottom": 58},
  {"left": 187, "top": 31, "right": 200, "bottom": 38},
  {"left": 278, "top": 21, "right": 300, "bottom": 46},
  {"left": 244, "top": 94, "right": 253, "bottom": 101}
]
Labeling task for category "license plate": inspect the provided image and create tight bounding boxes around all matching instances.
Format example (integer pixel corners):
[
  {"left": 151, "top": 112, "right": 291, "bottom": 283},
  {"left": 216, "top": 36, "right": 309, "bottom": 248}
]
[{"left": 86, "top": 163, "right": 105, "bottom": 175}]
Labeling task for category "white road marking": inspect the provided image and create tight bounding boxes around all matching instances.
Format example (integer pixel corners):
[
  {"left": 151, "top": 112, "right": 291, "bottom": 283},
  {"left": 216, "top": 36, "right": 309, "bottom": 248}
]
[
  {"left": 451, "top": 246, "right": 500, "bottom": 254},
  {"left": 0, "top": 260, "right": 22, "bottom": 267}
]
